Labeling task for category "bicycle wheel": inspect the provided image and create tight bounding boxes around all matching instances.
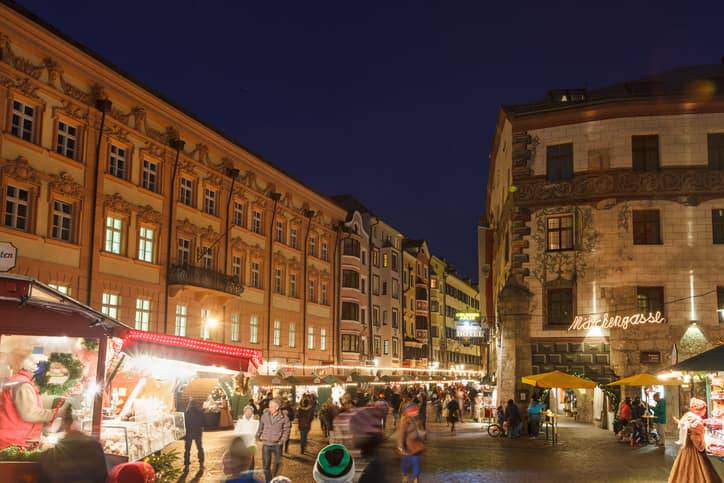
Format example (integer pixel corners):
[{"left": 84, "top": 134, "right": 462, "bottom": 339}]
[
  {"left": 488, "top": 424, "right": 502, "bottom": 437},
  {"left": 648, "top": 431, "right": 659, "bottom": 445}
]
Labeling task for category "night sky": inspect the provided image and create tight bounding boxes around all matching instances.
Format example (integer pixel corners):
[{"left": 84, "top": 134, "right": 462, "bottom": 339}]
[{"left": 16, "top": 1, "right": 724, "bottom": 279}]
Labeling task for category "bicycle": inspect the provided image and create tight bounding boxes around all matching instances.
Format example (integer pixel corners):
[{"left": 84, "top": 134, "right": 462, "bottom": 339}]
[{"left": 486, "top": 422, "right": 506, "bottom": 437}]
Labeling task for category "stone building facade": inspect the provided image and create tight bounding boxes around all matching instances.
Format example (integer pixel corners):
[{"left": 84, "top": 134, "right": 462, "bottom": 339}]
[
  {"left": 0, "top": 3, "right": 346, "bottom": 372},
  {"left": 481, "top": 66, "right": 724, "bottom": 419}
]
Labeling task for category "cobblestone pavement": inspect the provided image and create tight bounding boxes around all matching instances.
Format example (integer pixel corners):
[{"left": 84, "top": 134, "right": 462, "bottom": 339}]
[{"left": 170, "top": 417, "right": 675, "bottom": 483}]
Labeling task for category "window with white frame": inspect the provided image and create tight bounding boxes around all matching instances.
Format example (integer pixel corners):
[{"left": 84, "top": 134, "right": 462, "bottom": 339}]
[
  {"left": 290, "top": 273, "right": 297, "bottom": 297},
  {"left": 275, "top": 220, "right": 284, "bottom": 243},
  {"left": 180, "top": 177, "right": 194, "bottom": 206},
  {"left": 273, "top": 320, "right": 281, "bottom": 346},
  {"left": 288, "top": 323, "right": 296, "bottom": 348},
  {"left": 138, "top": 226, "right": 155, "bottom": 263},
  {"left": 134, "top": 298, "right": 151, "bottom": 331},
  {"left": 320, "top": 328, "right": 327, "bottom": 351},
  {"left": 274, "top": 268, "right": 283, "bottom": 294},
  {"left": 252, "top": 211, "right": 262, "bottom": 234},
  {"left": 383, "top": 339, "right": 389, "bottom": 355},
  {"left": 178, "top": 238, "right": 191, "bottom": 265},
  {"left": 104, "top": 216, "right": 123, "bottom": 254},
  {"left": 233, "top": 201, "right": 245, "bottom": 227},
  {"left": 4, "top": 184, "right": 30, "bottom": 231},
  {"left": 101, "top": 292, "right": 120, "bottom": 319},
  {"left": 204, "top": 188, "right": 217, "bottom": 216},
  {"left": 321, "top": 283, "right": 328, "bottom": 305},
  {"left": 250, "top": 261, "right": 261, "bottom": 288},
  {"left": 307, "top": 327, "right": 315, "bottom": 349},
  {"left": 290, "top": 228, "right": 298, "bottom": 248},
  {"left": 321, "top": 241, "right": 329, "bottom": 261},
  {"left": 201, "top": 308, "right": 211, "bottom": 339},
  {"left": 51, "top": 200, "right": 73, "bottom": 242},
  {"left": 48, "top": 283, "right": 70, "bottom": 295},
  {"left": 232, "top": 255, "right": 242, "bottom": 279},
  {"left": 201, "top": 246, "right": 214, "bottom": 270},
  {"left": 56, "top": 121, "right": 77, "bottom": 159},
  {"left": 308, "top": 279, "right": 316, "bottom": 303},
  {"left": 230, "top": 313, "right": 240, "bottom": 341},
  {"left": 250, "top": 314, "right": 259, "bottom": 343},
  {"left": 11, "top": 100, "right": 35, "bottom": 142},
  {"left": 108, "top": 144, "right": 128, "bottom": 179},
  {"left": 175, "top": 304, "right": 187, "bottom": 336},
  {"left": 141, "top": 159, "right": 159, "bottom": 192},
  {"left": 309, "top": 238, "right": 317, "bottom": 257}
]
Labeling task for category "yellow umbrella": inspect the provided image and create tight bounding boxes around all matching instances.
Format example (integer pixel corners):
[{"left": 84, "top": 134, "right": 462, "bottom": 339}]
[
  {"left": 521, "top": 370, "right": 597, "bottom": 389},
  {"left": 607, "top": 373, "right": 681, "bottom": 386}
]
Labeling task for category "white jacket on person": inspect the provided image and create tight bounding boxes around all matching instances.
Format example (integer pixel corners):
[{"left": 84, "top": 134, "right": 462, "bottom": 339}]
[{"left": 234, "top": 415, "right": 259, "bottom": 447}]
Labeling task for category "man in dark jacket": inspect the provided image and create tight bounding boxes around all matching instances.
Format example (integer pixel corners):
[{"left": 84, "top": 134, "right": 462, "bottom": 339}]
[
  {"left": 256, "top": 399, "right": 291, "bottom": 482},
  {"left": 296, "top": 396, "right": 315, "bottom": 454},
  {"left": 504, "top": 399, "right": 522, "bottom": 438},
  {"left": 184, "top": 398, "right": 205, "bottom": 468}
]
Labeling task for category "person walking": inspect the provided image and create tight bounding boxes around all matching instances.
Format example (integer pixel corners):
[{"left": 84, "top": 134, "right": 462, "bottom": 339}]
[
  {"left": 653, "top": 393, "right": 666, "bottom": 447},
  {"left": 235, "top": 404, "right": 259, "bottom": 470},
  {"left": 446, "top": 395, "right": 461, "bottom": 434},
  {"left": 398, "top": 402, "right": 425, "bottom": 483},
  {"left": 183, "top": 398, "right": 205, "bottom": 469},
  {"left": 527, "top": 398, "right": 545, "bottom": 438},
  {"left": 390, "top": 389, "right": 402, "bottom": 429},
  {"left": 504, "top": 400, "right": 522, "bottom": 438},
  {"left": 256, "top": 399, "right": 291, "bottom": 482},
  {"left": 297, "top": 396, "right": 315, "bottom": 454},
  {"left": 417, "top": 387, "right": 428, "bottom": 431}
]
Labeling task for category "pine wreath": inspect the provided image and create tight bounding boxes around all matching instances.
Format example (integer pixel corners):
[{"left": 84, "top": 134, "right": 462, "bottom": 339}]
[{"left": 36, "top": 352, "right": 83, "bottom": 396}]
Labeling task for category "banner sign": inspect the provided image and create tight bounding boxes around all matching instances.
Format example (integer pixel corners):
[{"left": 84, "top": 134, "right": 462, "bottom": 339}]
[
  {"left": 455, "top": 312, "right": 484, "bottom": 338},
  {"left": 567, "top": 311, "right": 665, "bottom": 331}
]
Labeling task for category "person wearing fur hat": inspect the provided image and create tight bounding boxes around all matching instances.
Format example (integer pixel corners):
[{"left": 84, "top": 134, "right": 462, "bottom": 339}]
[
  {"left": 313, "top": 444, "right": 355, "bottom": 483},
  {"left": 668, "top": 397, "right": 721, "bottom": 483}
]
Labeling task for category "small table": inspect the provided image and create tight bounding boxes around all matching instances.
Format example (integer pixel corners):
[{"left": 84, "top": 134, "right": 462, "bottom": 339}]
[
  {"left": 543, "top": 411, "right": 558, "bottom": 445},
  {"left": 642, "top": 414, "right": 656, "bottom": 436}
]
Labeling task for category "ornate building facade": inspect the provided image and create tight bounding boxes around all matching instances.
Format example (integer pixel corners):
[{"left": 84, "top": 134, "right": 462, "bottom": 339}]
[{"left": 481, "top": 65, "right": 724, "bottom": 419}]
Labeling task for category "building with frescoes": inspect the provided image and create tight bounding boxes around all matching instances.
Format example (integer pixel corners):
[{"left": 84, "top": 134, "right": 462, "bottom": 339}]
[{"left": 480, "top": 64, "right": 724, "bottom": 422}]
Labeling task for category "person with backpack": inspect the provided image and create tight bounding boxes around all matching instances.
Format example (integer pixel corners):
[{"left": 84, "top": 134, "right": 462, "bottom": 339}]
[{"left": 397, "top": 402, "right": 425, "bottom": 483}]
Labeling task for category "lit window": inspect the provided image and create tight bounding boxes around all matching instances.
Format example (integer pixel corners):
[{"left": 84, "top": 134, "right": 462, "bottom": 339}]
[
  {"left": 51, "top": 200, "right": 73, "bottom": 242},
  {"left": 201, "top": 308, "right": 211, "bottom": 339},
  {"left": 383, "top": 339, "right": 389, "bottom": 355},
  {"left": 232, "top": 255, "right": 242, "bottom": 279},
  {"left": 321, "top": 283, "right": 328, "bottom": 305},
  {"left": 201, "top": 246, "right": 214, "bottom": 270},
  {"left": 204, "top": 188, "right": 217, "bottom": 216},
  {"left": 11, "top": 100, "right": 34, "bottom": 142},
  {"left": 274, "top": 268, "right": 283, "bottom": 294},
  {"left": 138, "top": 226, "right": 155, "bottom": 263},
  {"left": 141, "top": 159, "right": 159, "bottom": 192},
  {"left": 104, "top": 216, "right": 123, "bottom": 254},
  {"left": 48, "top": 283, "right": 70, "bottom": 295},
  {"left": 273, "top": 320, "right": 281, "bottom": 346},
  {"left": 178, "top": 238, "right": 191, "bottom": 265},
  {"left": 56, "top": 121, "right": 77, "bottom": 159},
  {"left": 290, "top": 228, "right": 299, "bottom": 248},
  {"left": 275, "top": 220, "right": 284, "bottom": 242},
  {"left": 307, "top": 327, "right": 315, "bottom": 349},
  {"left": 252, "top": 211, "right": 262, "bottom": 234},
  {"left": 180, "top": 178, "right": 194, "bottom": 206},
  {"left": 250, "top": 262, "right": 261, "bottom": 289},
  {"left": 288, "top": 323, "right": 296, "bottom": 348},
  {"left": 175, "top": 304, "right": 187, "bottom": 336},
  {"left": 108, "top": 144, "right": 127, "bottom": 179},
  {"left": 250, "top": 315, "right": 259, "bottom": 343},
  {"left": 134, "top": 298, "right": 151, "bottom": 331},
  {"left": 321, "top": 241, "right": 329, "bottom": 261},
  {"left": 383, "top": 253, "right": 389, "bottom": 267},
  {"left": 309, "top": 238, "right": 317, "bottom": 257},
  {"left": 230, "top": 313, "right": 240, "bottom": 341},
  {"left": 320, "top": 328, "right": 327, "bottom": 351},
  {"left": 101, "top": 292, "right": 120, "bottom": 319},
  {"left": 4, "top": 184, "right": 30, "bottom": 231},
  {"left": 546, "top": 215, "right": 574, "bottom": 251},
  {"left": 233, "top": 201, "right": 245, "bottom": 227}
]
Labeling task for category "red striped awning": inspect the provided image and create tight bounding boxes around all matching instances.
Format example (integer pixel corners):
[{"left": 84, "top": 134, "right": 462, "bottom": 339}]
[{"left": 121, "top": 330, "right": 262, "bottom": 372}]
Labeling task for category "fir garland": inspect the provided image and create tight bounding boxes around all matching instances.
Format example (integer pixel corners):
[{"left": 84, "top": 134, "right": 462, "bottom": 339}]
[{"left": 36, "top": 352, "right": 83, "bottom": 396}]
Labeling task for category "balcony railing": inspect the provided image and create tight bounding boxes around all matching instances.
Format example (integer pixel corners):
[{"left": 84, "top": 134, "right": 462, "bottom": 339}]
[{"left": 168, "top": 264, "right": 244, "bottom": 296}]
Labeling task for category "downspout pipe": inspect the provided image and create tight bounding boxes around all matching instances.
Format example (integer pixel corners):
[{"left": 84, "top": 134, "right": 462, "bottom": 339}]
[
  {"left": 163, "top": 138, "right": 185, "bottom": 334},
  {"left": 368, "top": 217, "right": 379, "bottom": 362},
  {"left": 427, "top": 261, "right": 433, "bottom": 365},
  {"left": 86, "top": 98, "right": 112, "bottom": 305},
  {"left": 301, "top": 209, "right": 315, "bottom": 374},
  {"left": 265, "top": 192, "right": 282, "bottom": 370},
  {"left": 441, "top": 269, "right": 448, "bottom": 368},
  {"left": 332, "top": 223, "right": 342, "bottom": 366}
]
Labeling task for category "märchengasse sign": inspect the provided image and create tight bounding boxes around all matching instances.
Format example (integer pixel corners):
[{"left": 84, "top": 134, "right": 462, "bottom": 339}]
[
  {"left": 567, "top": 311, "right": 665, "bottom": 331},
  {"left": 0, "top": 242, "right": 17, "bottom": 272}
]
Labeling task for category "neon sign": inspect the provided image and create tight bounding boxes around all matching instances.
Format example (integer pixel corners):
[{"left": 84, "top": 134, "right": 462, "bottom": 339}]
[
  {"left": 455, "top": 312, "right": 484, "bottom": 338},
  {"left": 455, "top": 312, "right": 481, "bottom": 321},
  {"left": 567, "top": 311, "right": 665, "bottom": 331}
]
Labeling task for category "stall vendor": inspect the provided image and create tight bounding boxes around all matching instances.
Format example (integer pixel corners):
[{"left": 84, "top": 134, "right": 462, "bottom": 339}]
[{"left": 0, "top": 356, "right": 67, "bottom": 448}]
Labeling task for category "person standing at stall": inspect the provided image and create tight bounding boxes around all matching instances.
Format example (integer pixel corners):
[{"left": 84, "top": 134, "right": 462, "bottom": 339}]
[
  {"left": 504, "top": 399, "right": 522, "bottom": 439},
  {"left": 653, "top": 392, "right": 667, "bottom": 447},
  {"left": 668, "top": 397, "right": 721, "bottom": 483},
  {"left": 257, "top": 399, "right": 291, "bottom": 482},
  {"left": 297, "top": 396, "right": 315, "bottom": 454},
  {"left": 184, "top": 398, "right": 205, "bottom": 469}
]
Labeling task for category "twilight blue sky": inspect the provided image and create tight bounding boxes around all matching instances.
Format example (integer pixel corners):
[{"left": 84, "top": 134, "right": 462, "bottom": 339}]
[{"left": 16, "top": 0, "right": 724, "bottom": 278}]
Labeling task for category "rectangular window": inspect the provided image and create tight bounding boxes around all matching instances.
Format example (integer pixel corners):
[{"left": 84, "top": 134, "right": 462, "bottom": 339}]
[
  {"left": 308, "top": 279, "right": 316, "bottom": 303},
  {"left": 430, "top": 277, "right": 438, "bottom": 289},
  {"left": 274, "top": 220, "right": 284, "bottom": 242},
  {"left": 374, "top": 336, "right": 381, "bottom": 356},
  {"left": 361, "top": 308, "right": 366, "bottom": 325},
  {"left": 392, "top": 279, "right": 400, "bottom": 298},
  {"left": 342, "top": 269, "right": 360, "bottom": 289},
  {"left": 546, "top": 143, "right": 573, "bottom": 181},
  {"left": 307, "top": 327, "right": 315, "bottom": 349},
  {"left": 341, "top": 301, "right": 359, "bottom": 321},
  {"left": 51, "top": 200, "right": 73, "bottom": 242},
  {"left": 201, "top": 246, "right": 214, "bottom": 270},
  {"left": 288, "top": 323, "right": 296, "bottom": 348},
  {"left": 108, "top": 144, "right": 128, "bottom": 179},
  {"left": 717, "top": 287, "right": 724, "bottom": 324},
  {"left": 392, "top": 338, "right": 399, "bottom": 357},
  {"left": 383, "top": 253, "right": 389, "bottom": 267},
  {"left": 175, "top": 304, "right": 187, "bottom": 336},
  {"left": 382, "top": 281, "right": 388, "bottom": 295},
  {"left": 361, "top": 277, "right": 367, "bottom": 294},
  {"left": 138, "top": 226, "right": 155, "bottom": 263},
  {"left": 320, "top": 328, "right": 327, "bottom": 351},
  {"left": 321, "top": 283, "right": 328, "bottom": 305},
  {"left": 48, "top": 283, "right": 70, "bottom": 295},
  {"left": 249, "top": 315, "right": 259, "bottom": 343},
  {"left": 232, "top": 255, "right": 242, "bottom": 279},
  {"left": 633, "top": 210, "right": 662, "bottom": 245},
  {"left": 230, "top": 313, "right": 240, "bottom": 342},
  {"left": 309, "top": 238, "right": 317, "bottom": 257},
  {"left": 56, "top": 121, "right": 77, "bottom": 159},
  {"left": 134, "top": 298, "right": 151, "bottom": 331},
  {"left": 290, "top": 273, "right": 297, "bottom": 297},
  {"left": 101, "top": 292, "right": 120, "bottom": 319},
  {"left": 547, "top": 288, "right": 573, "bottom": 327},
  {"left": 383, "top": 310, "right": 388, "bottom": 325},
  {"left": 391, "top": 252, "right": 399, "bottom": 271},
  {"left": 273, "top": 320, "right": 281, "bottom": 346},
  {"left": 383, "top": 339, "right": 389, "bottom": 355},
  {"left": 713, "top": 209, "right": 724, "bottom": 244},
  {"left": 233, "top": 201, "right": 245, "bottom": 227},
  {"left": 632, "top": 135, "right": 659, "bottom": 172},
  {"left": 141, "top": 159, "right": 159, "bottom": 192},
  {"left": 709, "top": 133, "right": 724, "bottom": 170},
  {"left": 342, "top": 334, "right": 359, "bottom": 353},
  {"left": 290, "top": 228, "right": 299, "bottom": 248},
  {"left": 321, "top": 241, "right": 329, "bottom": 261},
  {"left": 180, "top": 178, "right": 194, "bottom": 206},
  {"left": 637, "top": 286, "right": 664, "bottom": 314},
  {"left": 11, "top": 100, "right": 35, "bottom": 142},
  {"left": 274, "top": 268, "right": 283, "bottom": 294},
  {"left": 4, "top": 184, "right": 30, "bottom": 231},
  {"left": 372, "top": 275, "right": 380, "bottom": 295},
  {"left": 373, "top": 306, "right": 380, "bottom": 327},
  {"left": 105, "top": 216, "right": 123, "bottom": 254},
  {"left": 250, "top": 262, "right": 261, "bottom": 288},
  {"left": 392, "top": 309, "right": 399, "bottom": 328},
  {"left": 178, "top": 238, "right": 191, "bottom": 265},
  {"left": 201, "top": 309, "right": 211, "bottom": 339},
  {"left": 204, "top": 188, "right": 217, "bottom": 216},
  {"left": 252, "top": 211, "right": 262, "bottom": 234},
  {"left": 546, "top": 215, "right": 574, "bottom": 251},
  {"left": 372, "top": 248, "right": 380, "bottom": 267}
]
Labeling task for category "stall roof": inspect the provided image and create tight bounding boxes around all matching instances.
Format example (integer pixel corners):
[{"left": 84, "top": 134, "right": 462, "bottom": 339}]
[
  {"left": 669, "top": 344, "right": 724, "bottom": 372},
  {"left": 121, "top": 330, "right": 262, "bottom": 372}
]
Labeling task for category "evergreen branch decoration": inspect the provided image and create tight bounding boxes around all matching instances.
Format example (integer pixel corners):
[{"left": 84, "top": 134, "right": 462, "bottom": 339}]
[{"left": 36, "top": 352, "right": 83, "bottom": 396}]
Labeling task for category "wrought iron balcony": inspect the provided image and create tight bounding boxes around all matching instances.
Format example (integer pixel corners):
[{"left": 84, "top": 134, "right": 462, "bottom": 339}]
[{"left": 168, "top": 264, "right": 244, "bottom": 296}]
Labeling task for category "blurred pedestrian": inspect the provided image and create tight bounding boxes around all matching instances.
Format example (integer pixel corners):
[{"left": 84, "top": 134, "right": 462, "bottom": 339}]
[
  {"left": 398, "top": 402, "right": 425, "bottom": 483},
  {"left": 107, "top": 462, "right": 155, "bottom": 483},
  {"left": 184, "top": 398, "right": 205, "bottom": 469},
  {"left": 653, "top": 392, "right": 666, "bottom": 447},
  {"left": 297, "top": 396, "right": 315, "bottom": 454},
  {"left": 527, "top": 398, "right": 545, "bottom": 438},
  {"left": 446, "top": 396, "right": 460, "bottom": 434},
  {"left": 504, "top": 399, "right": 522, "bottom": 438},
  {"left": 222, "top": 436, "right": 258, "bottom": 482}
]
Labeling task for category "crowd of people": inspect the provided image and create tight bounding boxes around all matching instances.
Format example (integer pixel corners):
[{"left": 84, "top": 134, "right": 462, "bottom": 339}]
[{"left": 613, "top": 392, "right": 667, "bottom": 447}]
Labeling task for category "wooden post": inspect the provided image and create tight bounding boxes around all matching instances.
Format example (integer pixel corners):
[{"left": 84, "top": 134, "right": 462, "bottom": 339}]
[{"left": 92, "top": 335, "right": 108, "bottom": 438}]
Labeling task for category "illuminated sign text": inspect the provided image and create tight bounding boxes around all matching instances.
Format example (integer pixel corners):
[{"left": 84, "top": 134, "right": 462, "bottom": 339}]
[{"left": 567, "top": 311, "right": 665, "bottom": 331}]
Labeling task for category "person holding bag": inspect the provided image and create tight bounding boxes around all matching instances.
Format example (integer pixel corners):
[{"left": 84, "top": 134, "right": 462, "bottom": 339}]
[{"left": 397, "top": 402, "right": 425, "bottom": 483}]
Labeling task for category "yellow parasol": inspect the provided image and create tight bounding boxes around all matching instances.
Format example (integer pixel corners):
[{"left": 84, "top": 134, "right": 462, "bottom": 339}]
[
  {"left": 521, "top": 370, "right": 597, "bottom": 389},
  {"left": 607, "top": 373, "right": 681, "bottom": 386}
]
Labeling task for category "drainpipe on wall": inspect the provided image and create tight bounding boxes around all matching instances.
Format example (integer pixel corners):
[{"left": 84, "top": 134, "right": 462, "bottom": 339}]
[
  {"left": 441, "top": 269, "right": 448, "bottom": 368},
  {"left": 301, "top": 209, "right": 315, "bottom": 375},
  {"left": 368, "top": 217, "right": 379, "bottom": 363},
  {"left": 265, "top": 192, "right": 282, "bottom": 370},
  {"left": 163, "top": 138, "right": 185, "bottom": 334},
  {"left": 332, "top": 222, "right": 343, "bottom": 366},
  {"left": 427, "top": 261, "right": 433, "bottom": 365},
  {"left": 86, "top": 98, "right": 112, "bottom": 305}
]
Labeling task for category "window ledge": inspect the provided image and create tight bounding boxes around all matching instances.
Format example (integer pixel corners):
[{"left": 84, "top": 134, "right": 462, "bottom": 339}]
[
  {"left": 0, "top": 225, "right": 41, "bottom": 240},
  {"left": 99, "top": 250, "right": 130, "bottom": 262},
  {"left": 2, "top": 133, "right": 45, "bottom": 154},
  {"left": 48, "top": 150, "right": 84, "bottom": 167},
  {"left": 105, "top": 174, "right": 136, "bottom": 190},
  {"left": 45, "top": 238, "right": 80, "bottom": 249},
  {"left": 133, "top": 259, "right": 161, "bottom": 269},
  {"left": 137, "top": 186, "right": 165, "bottom": 201}
]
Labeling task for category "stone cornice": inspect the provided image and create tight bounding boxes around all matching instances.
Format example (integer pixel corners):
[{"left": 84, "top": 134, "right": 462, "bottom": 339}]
[{"left": 514, "top": 167, "right": 724, "bottom": 208}]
